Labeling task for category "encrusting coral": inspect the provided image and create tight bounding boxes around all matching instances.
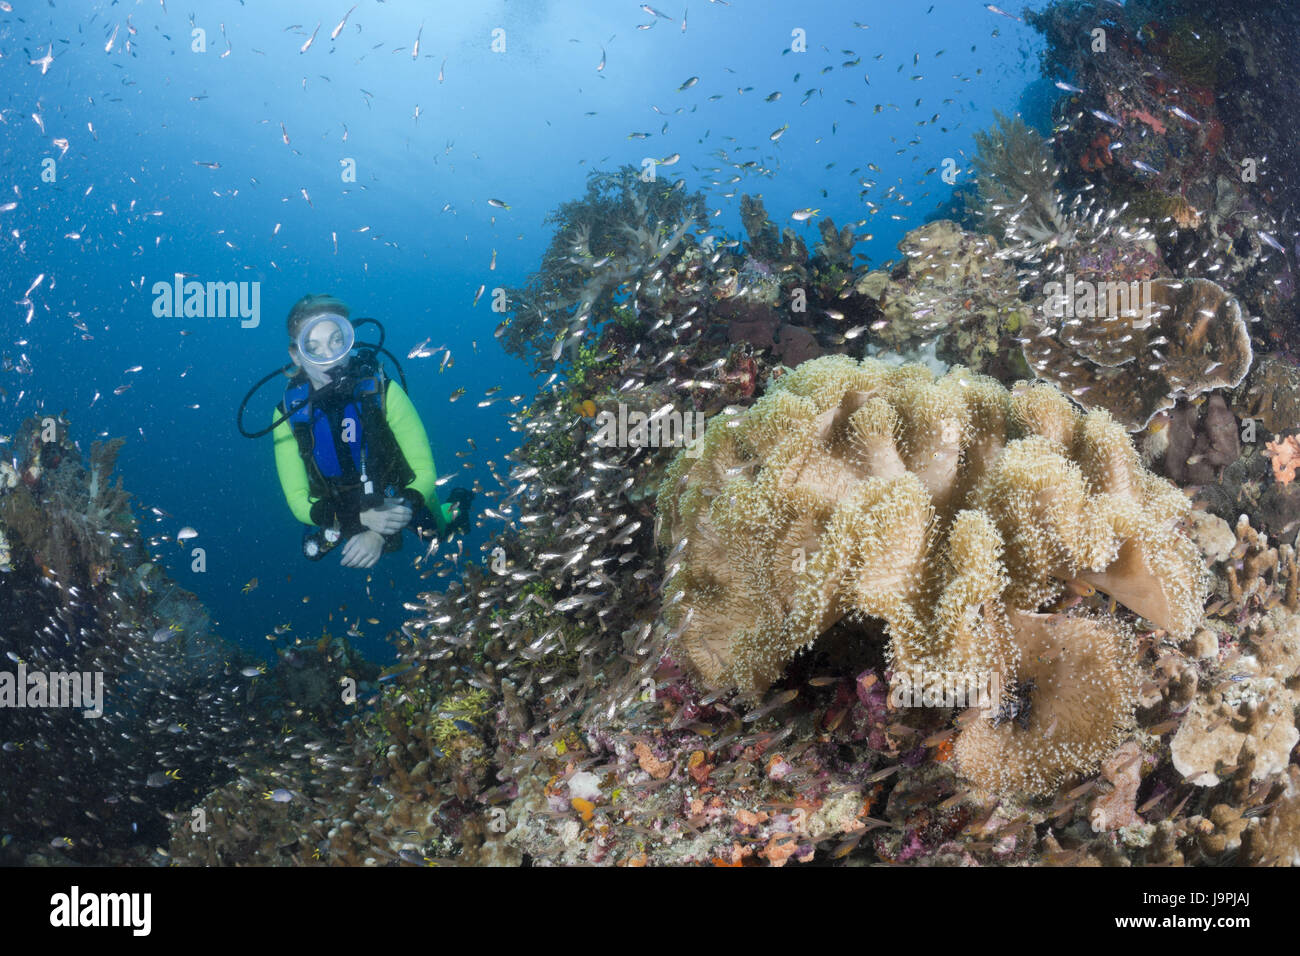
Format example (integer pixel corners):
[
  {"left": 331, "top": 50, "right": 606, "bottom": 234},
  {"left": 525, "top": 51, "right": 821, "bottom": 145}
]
[
  {"left": 1235, "top": 353, "right": 1300, "bottom": 437},
  {"left": 1265, "top": 436, "right": 1300, "bottom": 486},
  {"left": 1172, "top": 679, "right": 1298, "bottom": 787},
  {"left": 1171, "top": 599, "right": 1300, "bottom": 791},
  {"left": 657, "top": 356, "right": 1209, "bottom": 794},
  {"left": 1020, "top": 276, "right": 1253, "bottom": 431},
  {"left": 853, "top": 220, "right": 1024, "bottom": 375}
]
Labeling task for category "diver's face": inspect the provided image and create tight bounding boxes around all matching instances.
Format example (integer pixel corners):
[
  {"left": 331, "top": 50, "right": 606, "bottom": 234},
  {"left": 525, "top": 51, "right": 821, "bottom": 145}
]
[
  {"left": 290, "top": 318, "right": 348, "bottom": 385},
  {"left": 303, "top": 320, "right": 345, "bottom": 363}
]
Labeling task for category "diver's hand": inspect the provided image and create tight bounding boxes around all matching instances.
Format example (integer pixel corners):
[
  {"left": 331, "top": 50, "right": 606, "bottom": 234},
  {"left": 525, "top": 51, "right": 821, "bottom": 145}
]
[
  {"left": 360, "top": 502, "right": 412, "bottom": 535},
  {"left": 340, "top": 530, "right": 385, "bottom": 568}
]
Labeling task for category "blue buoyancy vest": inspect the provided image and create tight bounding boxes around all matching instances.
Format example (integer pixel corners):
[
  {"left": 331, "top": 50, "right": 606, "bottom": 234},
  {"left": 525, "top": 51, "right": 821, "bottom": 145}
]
[{"left": 280, "top": 357, "right": 413, "bottom": 501}]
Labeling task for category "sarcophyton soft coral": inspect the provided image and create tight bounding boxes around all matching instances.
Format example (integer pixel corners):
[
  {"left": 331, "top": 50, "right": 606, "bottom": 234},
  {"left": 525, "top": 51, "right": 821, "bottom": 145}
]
[{"left": 657, "top": 356, "right": 1209, "bottom": 794}]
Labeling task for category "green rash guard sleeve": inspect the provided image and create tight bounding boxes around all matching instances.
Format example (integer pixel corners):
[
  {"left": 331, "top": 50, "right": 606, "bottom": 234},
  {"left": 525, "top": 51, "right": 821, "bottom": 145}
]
[
  {"left": 384, "top": 380, "right": 455, "bottom": 530},
  {"left": 273, "top": 409, "right": 317, "bottom": 526}
]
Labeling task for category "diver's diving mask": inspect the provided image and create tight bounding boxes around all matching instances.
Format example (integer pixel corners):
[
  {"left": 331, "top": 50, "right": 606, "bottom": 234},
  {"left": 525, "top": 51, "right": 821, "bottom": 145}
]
[{"left": 295, "top": 313, "right": 355, "bottom": 367}]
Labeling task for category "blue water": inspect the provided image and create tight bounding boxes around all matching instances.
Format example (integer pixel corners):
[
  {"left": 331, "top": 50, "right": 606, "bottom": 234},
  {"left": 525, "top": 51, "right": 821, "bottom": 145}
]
[{"left": 1, "top": 0, "right": 1046, "bottom": 662}]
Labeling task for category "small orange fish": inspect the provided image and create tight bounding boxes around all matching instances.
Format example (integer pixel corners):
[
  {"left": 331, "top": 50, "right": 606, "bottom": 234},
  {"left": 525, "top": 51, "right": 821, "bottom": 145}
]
[
  {"left": 822, "top": 707, "right": 847, "bottom": 733},
  {"left": 828, "top": 832, "right": 864, "bottom": 859},
  {"left": 578, "top": 399, "right": 597, "bottom": 418},
  {"left": 1063, "top": 578, "right": 1096, "bottom": 597}
]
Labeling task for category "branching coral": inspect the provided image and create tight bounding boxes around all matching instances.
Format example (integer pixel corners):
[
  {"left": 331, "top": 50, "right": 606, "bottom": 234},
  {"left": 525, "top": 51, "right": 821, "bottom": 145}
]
[
  {"left": 1200, "top": 514, "right": 1299, "bottom": 619},
  {"left": 1241, "top": 766, "right": 1300, "bottom": 866},
  {"left": 657, "top": 356, "right": 1209, "bottom": 794},
  {"left": 88, "top": 437, "right": 130, "bottom": 527},
  {"left": 740, "top": 193, "right": 781, "bottom": 261},
  {"left": 1020, "top": 276, "right": 1253, "bottom": 431},
  {"left": 0, "top": 422, "right": 135, "bottom": 588}
]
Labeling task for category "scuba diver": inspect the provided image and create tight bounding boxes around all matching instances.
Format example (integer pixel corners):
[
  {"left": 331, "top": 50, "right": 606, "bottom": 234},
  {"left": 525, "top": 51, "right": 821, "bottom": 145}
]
[{"left": 238, "top": 294, "right": 472, "bottom": 569}]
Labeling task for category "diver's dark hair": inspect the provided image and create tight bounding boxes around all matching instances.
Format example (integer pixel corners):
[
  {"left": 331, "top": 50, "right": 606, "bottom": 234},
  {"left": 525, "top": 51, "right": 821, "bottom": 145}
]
[{"left": 286, "top": 294, "right": 350, "bottom": 341}]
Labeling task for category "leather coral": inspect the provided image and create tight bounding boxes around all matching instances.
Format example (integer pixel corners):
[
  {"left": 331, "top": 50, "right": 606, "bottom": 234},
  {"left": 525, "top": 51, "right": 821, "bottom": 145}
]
[{"left": 657, "top": 356, "right": 1209, "bottom": 794}]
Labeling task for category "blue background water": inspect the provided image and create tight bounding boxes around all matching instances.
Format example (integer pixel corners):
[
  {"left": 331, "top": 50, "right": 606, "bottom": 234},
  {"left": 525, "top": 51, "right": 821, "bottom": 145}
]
[{"left": 1, "top": 0, "right": 1047, "bottom": 662}]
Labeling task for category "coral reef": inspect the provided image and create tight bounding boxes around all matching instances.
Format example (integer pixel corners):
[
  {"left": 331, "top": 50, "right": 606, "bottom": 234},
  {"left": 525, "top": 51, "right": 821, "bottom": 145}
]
[
  {"left": 972, "top": 111, "right": 1070, "bottom": 253},
  {"left": 853, "top": 220, "right": 1024, "bottom": 375},
  {"left": 1026, "top": 0, "right": 1297, "bottom": 353},
  {"left": 239, "top": 0, "right": 1300, "bottom": 866},
  {"left": 657, "top": 355, "right": 1208, "bottom": 793},
  {"left": 499, "top": 166, "right": 707, "bottom": 367},
  {"left": 148, "top": 115, "right": 1300, "bottom": 863},
  {"left": 1159, "top": 394, "right": 1241, "bottom": 486},
  {"left": 0, "top": 417, "right": 294, "bottom": 864},
  {"left": 1020, "top": 277, "right": 1253, "bottom": 431},
  {"left": 1236, "top": 354, "right": 1300, "bottom": 437}
]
